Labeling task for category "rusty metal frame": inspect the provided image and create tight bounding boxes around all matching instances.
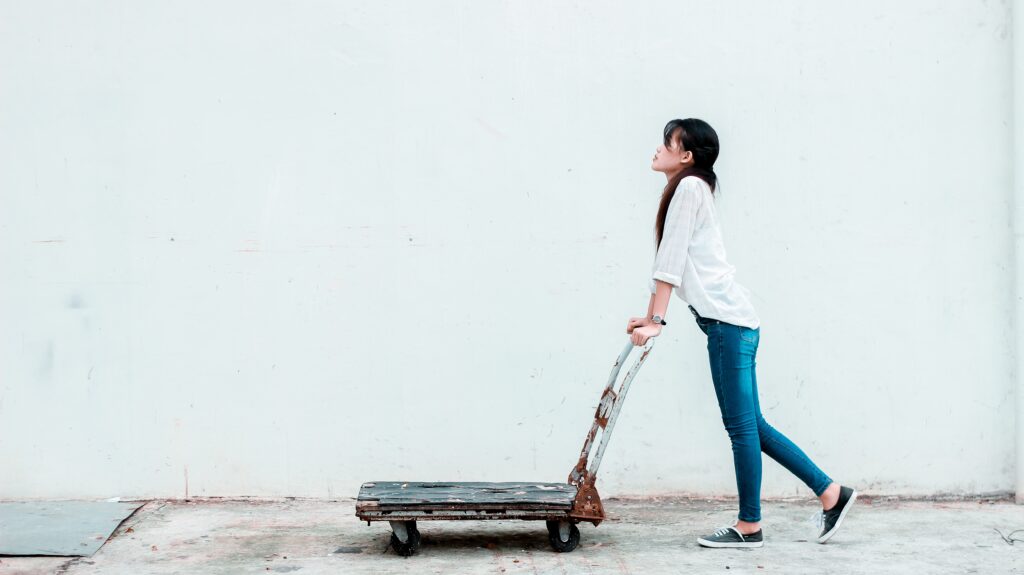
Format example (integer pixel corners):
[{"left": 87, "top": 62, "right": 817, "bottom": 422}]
[{"left": 567, "top": 338, "right": 655, "bottom": 525}]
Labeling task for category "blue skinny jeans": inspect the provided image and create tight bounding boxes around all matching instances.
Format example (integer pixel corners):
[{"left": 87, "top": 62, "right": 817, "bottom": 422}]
[{"left": 691, "top": 306, "right": 833, "bottom": 523}]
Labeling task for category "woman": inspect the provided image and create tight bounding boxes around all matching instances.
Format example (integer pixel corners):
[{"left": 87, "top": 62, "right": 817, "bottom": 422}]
[{"left": 625, "top": 118, "right": 857, "bottom": 549}]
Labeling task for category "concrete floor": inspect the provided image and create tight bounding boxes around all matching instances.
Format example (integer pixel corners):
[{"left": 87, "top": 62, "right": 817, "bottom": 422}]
[{"left": 1, "top": 495, "right": 1020, "bottom": 575}]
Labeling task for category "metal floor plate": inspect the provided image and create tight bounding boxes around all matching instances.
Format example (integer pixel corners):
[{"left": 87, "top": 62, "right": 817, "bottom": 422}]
[{"left": 0, "top": 500, "right": 144, "bottom": 556}]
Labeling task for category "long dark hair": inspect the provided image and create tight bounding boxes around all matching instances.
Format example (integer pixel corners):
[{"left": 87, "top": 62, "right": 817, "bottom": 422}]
[{"left": 655, "top": 118, "right": 720, "bottom": 249}]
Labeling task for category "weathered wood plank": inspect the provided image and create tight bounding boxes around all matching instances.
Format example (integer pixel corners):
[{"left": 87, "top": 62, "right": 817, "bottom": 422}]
[
  {"left": 356, "top": 509, "right": 571, "bottom": 521},
  {"left": 356, "top": 481, "right": 577, "bottom": 508}
]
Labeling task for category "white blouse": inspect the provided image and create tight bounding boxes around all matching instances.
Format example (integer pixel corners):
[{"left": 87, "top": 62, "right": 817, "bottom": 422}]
[{"left": 648, "top": 175, "right": 761, "bottom": 330}]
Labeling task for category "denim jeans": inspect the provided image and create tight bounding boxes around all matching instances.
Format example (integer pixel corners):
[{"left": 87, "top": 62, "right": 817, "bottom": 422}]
[{"left": 692, "top": 307, "right": 833, "bottom": 522}]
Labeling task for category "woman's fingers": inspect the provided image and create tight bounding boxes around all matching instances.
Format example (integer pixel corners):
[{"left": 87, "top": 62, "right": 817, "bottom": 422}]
[
  {"left": 626, "top": 317, "right": 643, "bottom": 334},
  {"left": 630, "top": 325, "right": 658, "bottom": 346}
]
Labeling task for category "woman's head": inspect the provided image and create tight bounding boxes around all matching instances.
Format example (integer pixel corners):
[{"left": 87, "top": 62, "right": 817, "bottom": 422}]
[
  {"left": 651, "top": 118, "right": 719, "bottom": 181},
  {"left": 653, "top": 118, "right": 720, "bottom": 248}
]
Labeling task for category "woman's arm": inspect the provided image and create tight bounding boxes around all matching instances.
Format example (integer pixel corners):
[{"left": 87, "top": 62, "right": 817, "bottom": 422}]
[
  {"left": 649, "top": 280, "right": 672, "bottom": 321},
  {"left": 630, "top": 280, "right": 673, "bottom": 345},
  {"left": 646, "top": 179, "right": 701, "bottom": 323},
  {"left": 633, "top": 180, "right": 699, "bottom": 341}
]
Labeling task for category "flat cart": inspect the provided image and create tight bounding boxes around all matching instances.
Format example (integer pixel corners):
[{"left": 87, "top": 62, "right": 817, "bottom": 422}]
[{"left": 355, "top": 338, "right": 655, "bottom": 555}]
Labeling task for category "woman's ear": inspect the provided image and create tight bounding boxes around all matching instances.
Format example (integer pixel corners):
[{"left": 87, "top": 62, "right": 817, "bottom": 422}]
[{"left": 680, "top": 150, "right": 693, "bottom": 164}]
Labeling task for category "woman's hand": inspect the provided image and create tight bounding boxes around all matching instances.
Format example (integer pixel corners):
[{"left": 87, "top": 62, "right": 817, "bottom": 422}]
[
  {"left": 630, "top": 323, "right": 662, "bottom": 346},
  {"left": 626, "top": 316, "right": 651, "bottom": 334}
]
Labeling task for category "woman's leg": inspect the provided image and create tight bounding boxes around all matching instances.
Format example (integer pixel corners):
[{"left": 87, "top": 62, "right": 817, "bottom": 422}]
[
  {"left": 746, "top": 328, "right": 834, "bottom": 498},
  {"left": 705, "top": 322, "right": 763, "bottom": 525}
]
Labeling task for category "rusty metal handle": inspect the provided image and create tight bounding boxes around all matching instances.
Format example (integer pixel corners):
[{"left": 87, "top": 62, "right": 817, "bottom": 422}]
[
  {"left": 587, "top": 338, "right": 655, "bottom": 476},
  {"left": 570, "top": 337, "right": 656, "bottom": 486}
]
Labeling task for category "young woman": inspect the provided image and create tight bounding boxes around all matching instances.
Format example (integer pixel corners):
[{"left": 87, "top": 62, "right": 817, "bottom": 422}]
[{"left": 625, "top": 118, "right": 857, "bottom": 549}]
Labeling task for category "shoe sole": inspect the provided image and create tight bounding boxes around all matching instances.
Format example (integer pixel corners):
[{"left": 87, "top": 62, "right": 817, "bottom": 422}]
[
  {"left": 817, "top": 489, "right": 857, "bottom": 544},
  {"left": 697, "top": 538, "right": 764, "bottom": 549}
]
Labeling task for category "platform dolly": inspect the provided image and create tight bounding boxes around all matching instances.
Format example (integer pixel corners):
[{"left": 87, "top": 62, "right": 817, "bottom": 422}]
[{"left": 355, "top": 338, "right": 655, "bottom": 555}]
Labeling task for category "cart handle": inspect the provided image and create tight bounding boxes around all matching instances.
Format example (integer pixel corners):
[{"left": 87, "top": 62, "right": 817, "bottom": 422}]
[{"left": 569, "top": 336, "right": 656, "bottom": 485}]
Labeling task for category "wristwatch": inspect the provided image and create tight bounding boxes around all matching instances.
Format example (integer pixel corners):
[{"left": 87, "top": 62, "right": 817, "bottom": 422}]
[{"left": 651, "top": 315, "right": 667, "bottom": 326}]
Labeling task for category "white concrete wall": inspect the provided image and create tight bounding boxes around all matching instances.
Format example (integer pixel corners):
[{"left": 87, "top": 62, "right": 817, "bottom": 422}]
[
  {"left": 1013, "top": 0, "right": 1024, "bottom": 504},
  {"left": 0, "top": 0, "right": 1016, "bottom": 500}
]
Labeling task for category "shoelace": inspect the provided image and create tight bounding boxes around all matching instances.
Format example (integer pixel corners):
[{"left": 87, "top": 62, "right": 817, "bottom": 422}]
[
  {"left": 712, "top": 526, "right": 735, "bottom": 538},
  {"left": 808, "top": 510, "right": 826, "bottom": 532}
]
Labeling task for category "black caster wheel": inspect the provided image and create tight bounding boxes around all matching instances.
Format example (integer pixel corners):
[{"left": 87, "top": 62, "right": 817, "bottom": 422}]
[
  {"left": 389, "top": 521, "right": 421, "bottom": 556},
  {"left": 546, "top": 520, "right": 580, "bottom": 553}
]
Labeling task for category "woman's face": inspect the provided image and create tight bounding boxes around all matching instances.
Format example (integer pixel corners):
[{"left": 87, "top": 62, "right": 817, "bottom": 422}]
[{"left": 651, "top": 130, "right": 693, "bottom": 176}]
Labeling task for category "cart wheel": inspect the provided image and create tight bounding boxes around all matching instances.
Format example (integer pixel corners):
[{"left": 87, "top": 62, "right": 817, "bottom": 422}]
[
  {"left": 546, "top": 520, "right": 580, "bottom": 553},
  {"left": 389, "top": 521, "right": 421, "bottom": 556}
]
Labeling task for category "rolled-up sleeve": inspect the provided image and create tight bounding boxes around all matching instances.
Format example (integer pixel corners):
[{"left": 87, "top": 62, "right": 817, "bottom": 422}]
[{"left": 649, "top": 180, "right": 701, "bottom": 293}]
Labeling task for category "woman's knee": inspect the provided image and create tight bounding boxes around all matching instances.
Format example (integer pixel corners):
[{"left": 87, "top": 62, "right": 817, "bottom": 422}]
[{"left": 722, "top": 414, "right": 759, "bottom": 439}]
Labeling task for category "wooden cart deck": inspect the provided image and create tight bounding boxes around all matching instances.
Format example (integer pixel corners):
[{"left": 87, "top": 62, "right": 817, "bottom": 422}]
[{"left": 355, "top": 481, "right": 578, "bottom": 521}]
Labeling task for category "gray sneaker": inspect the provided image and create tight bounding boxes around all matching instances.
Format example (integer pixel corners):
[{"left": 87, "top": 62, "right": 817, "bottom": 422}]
[
  {"left": 697, "top": 526, "right": 764, "bottom": 548},
  {"left": 816, "top": 485, "right": 857, "bottom": 543}
]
